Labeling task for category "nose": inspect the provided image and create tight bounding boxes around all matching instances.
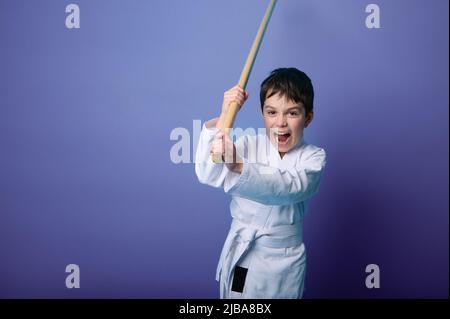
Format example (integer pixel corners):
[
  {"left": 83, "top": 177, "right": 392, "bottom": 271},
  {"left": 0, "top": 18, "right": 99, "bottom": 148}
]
[{"left": 275, "top": 114, "right": 287, "bottom": 127}]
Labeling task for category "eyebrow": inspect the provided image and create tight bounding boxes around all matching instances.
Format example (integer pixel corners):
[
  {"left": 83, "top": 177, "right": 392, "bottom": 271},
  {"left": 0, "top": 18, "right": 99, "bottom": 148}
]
[{"left": 263, "top": 105, "right": 302, "bottom": 111}]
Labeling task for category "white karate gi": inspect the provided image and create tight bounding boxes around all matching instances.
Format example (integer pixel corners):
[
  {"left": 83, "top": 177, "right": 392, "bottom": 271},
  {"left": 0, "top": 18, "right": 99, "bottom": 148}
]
[{"left": 195, "top": 121, "right": 326, "bottom": 299}]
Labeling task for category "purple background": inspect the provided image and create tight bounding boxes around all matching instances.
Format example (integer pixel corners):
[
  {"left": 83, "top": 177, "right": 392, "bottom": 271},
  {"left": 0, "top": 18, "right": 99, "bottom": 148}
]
[{"left": 0, "top": 0, "right": 448, "bottom": 298}]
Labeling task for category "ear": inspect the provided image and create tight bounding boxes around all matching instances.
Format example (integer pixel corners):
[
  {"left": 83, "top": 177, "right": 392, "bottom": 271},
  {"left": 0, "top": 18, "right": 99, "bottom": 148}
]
[{"left": 304, "top": 112, "right": 314, "bottom": 128}]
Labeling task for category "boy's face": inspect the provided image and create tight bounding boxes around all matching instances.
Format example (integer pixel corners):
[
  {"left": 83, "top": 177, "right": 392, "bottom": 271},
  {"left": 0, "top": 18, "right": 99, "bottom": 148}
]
[{"left": 262, "top": 92, "right": 313, "bottom": 157}]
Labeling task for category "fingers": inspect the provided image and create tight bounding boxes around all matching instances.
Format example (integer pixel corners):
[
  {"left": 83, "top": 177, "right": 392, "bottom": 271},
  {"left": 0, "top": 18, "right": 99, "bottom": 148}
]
[
  {"left": 211, "top": 132, "right": 225, "bottom": 156},
  {"left": 222, "top": 132, "right": 232, "bottom": 144},
  {"left": 222, "top": 134, "right": 237, "bottom": 164},
  {"left": 224, "top": 86, "right": 247, "bottom": 99},
  {"left": 215, "top": 131, "right": 225, "bottom": 140},
  {"left": 223, "top": 86, "right": 249, "bottom": 107},
  {"left": 224, "top": 91, "right": 245, "bottom": 103},
  {"left": 211, "top": 132, "right": 237, "bottom": 163}
]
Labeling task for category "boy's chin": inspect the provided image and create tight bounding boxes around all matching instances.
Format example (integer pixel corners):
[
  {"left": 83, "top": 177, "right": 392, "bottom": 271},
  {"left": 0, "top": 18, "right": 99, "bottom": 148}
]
[{"left": 277, "top": 145, "right": 293, "bottom": 153}]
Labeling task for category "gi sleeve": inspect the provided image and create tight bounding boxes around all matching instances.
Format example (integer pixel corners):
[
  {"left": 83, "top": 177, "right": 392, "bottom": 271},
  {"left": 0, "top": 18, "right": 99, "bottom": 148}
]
[
  {"left": 224, "top": 148, "right": 326, "bottom": 205},
  {"left": 194, "top": 121, "right": 243, "bottom": 188}
]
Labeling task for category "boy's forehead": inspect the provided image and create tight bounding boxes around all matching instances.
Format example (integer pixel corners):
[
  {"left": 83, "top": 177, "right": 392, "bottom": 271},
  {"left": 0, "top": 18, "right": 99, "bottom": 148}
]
[{"left": 264, "top": 91, "right": 301, "bottom": 108}]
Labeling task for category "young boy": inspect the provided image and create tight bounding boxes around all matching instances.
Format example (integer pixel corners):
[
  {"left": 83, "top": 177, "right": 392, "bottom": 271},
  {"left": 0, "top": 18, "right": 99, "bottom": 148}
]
[{"left": 195, "top": 68, "right": 326, "bottom": 299}]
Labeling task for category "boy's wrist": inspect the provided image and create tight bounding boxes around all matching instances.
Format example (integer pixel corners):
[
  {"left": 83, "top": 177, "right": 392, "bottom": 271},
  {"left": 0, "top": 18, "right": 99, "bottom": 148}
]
[
  {"left": 216, "top": 112, "right": 227, "bottom": 129},
  {"left": 205, "top": 117, "right": 220, "bottom": 129}
]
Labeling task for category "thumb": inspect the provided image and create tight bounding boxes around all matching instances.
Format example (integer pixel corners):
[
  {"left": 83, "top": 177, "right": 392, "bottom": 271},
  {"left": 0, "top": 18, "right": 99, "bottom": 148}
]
[
  {"left": 222, "top": 133, "right": 230, "bottom": 144},
  {"left": 215, "top": 131, "right": 225, "bottom": 140}
]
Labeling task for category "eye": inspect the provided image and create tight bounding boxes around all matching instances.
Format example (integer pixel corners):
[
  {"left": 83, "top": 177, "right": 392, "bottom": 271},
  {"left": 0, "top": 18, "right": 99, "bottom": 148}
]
[
  {"left": 266, "top": 110, "right": 276, "bottom": 116},
  {"left": 289, "top": 111, "right": 299, "bottom": 116}
]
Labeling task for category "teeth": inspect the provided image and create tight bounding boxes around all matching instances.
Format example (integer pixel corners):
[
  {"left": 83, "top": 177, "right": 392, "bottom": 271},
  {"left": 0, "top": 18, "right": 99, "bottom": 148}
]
[{"left": 275, "top": 132, "right": 290, "bottom": 136}]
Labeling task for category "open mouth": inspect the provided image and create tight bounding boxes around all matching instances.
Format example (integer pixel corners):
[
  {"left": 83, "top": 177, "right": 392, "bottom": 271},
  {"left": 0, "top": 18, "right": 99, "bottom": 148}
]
[{"left": 274, "top": 132, "right": 291, "bottom": 144}]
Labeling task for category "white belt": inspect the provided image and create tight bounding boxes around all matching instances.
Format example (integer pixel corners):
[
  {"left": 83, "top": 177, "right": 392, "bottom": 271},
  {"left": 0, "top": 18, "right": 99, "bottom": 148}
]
[{"left": 216, "top": 218, "right": 303, "bottom": 287}]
